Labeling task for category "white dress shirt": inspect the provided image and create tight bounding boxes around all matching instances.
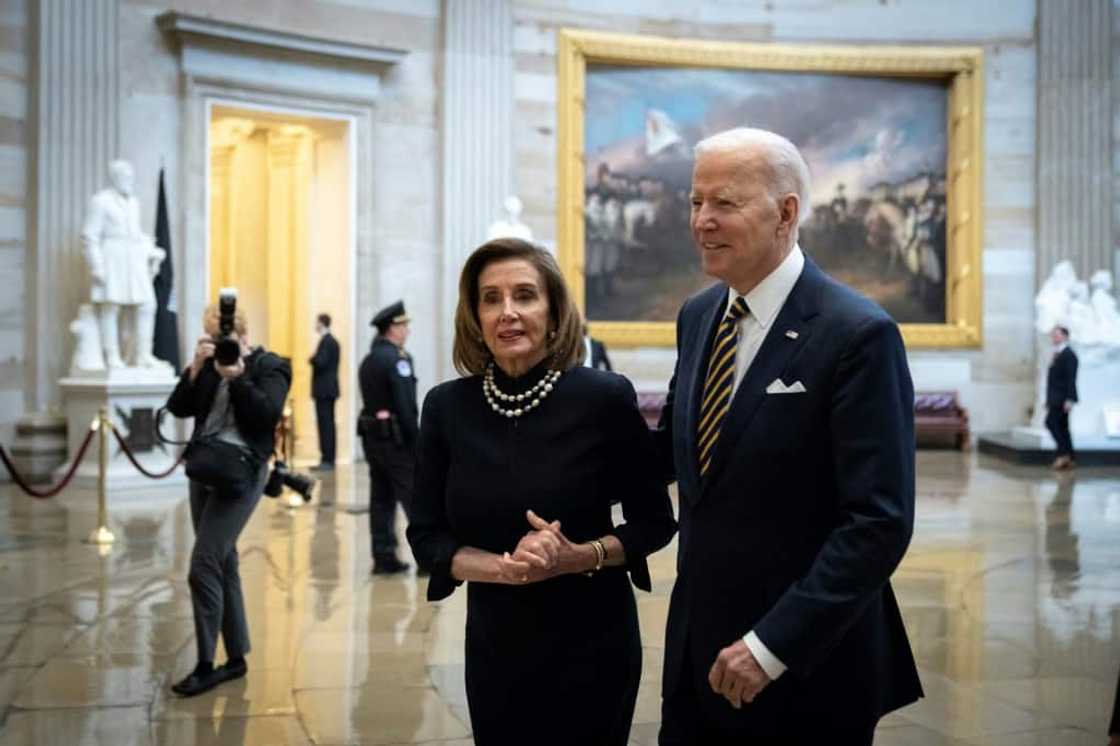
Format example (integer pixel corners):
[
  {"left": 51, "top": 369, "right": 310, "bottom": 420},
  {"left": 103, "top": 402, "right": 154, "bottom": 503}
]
[{"left": 722, "top": 244, "right": 805, "bottom": 682}]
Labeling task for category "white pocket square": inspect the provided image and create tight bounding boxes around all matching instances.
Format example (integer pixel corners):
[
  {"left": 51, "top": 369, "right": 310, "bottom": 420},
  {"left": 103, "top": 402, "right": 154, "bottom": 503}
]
[{"left": 766, "top": 379, "right": 806, "bottom": 394}]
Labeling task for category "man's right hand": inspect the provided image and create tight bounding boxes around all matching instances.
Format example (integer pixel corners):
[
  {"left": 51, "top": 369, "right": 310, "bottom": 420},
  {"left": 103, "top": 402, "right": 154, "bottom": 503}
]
[{"left": 188, "top": 335, "right": 215, "bottom": 382}]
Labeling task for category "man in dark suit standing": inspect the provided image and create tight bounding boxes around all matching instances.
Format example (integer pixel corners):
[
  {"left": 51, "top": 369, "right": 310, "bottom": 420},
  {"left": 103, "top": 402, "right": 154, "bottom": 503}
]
[
  {"left": 657, "top": 127, "right": 922, "bottom": 745},
  {"left": 1045, "top": 325, "right": 1078, "bottom": 470},
  {"left": 309, "top": 313, "right": 340, "bottom": 471},
  {"left": 582, "top": 322, "right": 613, "bottom": 371}
]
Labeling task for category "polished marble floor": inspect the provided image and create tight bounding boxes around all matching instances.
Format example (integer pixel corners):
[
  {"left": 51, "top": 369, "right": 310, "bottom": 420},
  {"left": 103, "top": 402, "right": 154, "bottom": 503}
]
[{"left": 0, "top": 451, "right": 1117, "bottom": 744}]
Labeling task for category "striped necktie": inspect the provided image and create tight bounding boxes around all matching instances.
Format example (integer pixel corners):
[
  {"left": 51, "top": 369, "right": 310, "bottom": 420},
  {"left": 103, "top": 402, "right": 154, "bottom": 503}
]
[{"left": 697, "top": 296, "right": 750, "bottom": 476}]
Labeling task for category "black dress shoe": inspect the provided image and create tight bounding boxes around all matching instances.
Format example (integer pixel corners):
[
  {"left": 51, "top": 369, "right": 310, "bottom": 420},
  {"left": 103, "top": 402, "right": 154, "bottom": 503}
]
[
  {"left": 372, "top": 556, "right": 410, "bottom": 575},
  {"left": 217, "top": 659, "right": 247, "bottom": 682},
  {"left": 171, "top": 667, "right": 225, "bottom": 697}
]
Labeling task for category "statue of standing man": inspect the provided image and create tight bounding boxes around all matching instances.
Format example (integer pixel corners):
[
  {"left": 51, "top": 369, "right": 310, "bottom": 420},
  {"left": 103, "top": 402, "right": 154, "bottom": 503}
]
[{"left": 80, "top": 160, "right": 166, "bottom": 369}]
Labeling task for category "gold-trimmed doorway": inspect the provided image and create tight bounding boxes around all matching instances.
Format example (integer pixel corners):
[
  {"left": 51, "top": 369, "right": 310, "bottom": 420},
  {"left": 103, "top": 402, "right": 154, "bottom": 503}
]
[{"left": 208, "top": 104, "right": 354, "bottom": 466}]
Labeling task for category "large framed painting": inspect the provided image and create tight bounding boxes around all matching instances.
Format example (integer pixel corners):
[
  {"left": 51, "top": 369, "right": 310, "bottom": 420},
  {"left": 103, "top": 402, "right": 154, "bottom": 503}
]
[{"left": 557, "top": 30, "right": 984, "bottom": 348}]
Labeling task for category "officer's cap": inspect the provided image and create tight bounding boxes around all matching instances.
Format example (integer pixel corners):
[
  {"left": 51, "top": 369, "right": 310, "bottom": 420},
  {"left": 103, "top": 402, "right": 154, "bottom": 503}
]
[{"left": 371, "top": 300, "right": 410, "bottom": 332}]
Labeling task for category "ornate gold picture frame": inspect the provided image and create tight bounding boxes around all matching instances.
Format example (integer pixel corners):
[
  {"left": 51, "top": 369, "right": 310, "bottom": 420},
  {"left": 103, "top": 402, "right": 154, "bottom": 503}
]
[{"left": 557, "top": 29, "right": 984, "bottom": 348}]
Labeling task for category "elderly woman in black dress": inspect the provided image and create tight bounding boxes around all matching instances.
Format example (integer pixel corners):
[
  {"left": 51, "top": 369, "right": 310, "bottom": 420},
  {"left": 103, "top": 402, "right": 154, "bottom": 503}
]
[{"left": 407, "top": 238, "right": 677, "bottom": 746}]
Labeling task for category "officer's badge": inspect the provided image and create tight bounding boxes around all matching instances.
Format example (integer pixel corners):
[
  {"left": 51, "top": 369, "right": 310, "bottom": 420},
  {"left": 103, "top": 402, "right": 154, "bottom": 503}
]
[{"left": 396, "top": 360, "right": 413, "bottom": 378}]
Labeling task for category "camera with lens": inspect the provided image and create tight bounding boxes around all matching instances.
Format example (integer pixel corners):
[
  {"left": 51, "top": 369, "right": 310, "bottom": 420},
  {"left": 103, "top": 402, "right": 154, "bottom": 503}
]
[
  {"left": 214, "top": 287, "right": 242, "bottom": 366},
  {"left": 264, "top": 460, "right": 319, "bottom": 503}
]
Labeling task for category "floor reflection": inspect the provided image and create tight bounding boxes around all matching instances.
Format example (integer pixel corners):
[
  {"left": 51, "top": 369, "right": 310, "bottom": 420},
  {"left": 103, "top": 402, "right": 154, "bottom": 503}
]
[{"left": 0, "top": 451, "right": 1116, "bottom": 744}]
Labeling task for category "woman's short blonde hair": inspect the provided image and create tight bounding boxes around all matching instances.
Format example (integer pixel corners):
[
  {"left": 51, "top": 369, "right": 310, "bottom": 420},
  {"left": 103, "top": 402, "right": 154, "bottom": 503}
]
[
  {"left": 202, "top": 303, "right": 249, "bottom": 338},
  {"left": 453, "top": 238, "right": 585, "bottom": 376}
]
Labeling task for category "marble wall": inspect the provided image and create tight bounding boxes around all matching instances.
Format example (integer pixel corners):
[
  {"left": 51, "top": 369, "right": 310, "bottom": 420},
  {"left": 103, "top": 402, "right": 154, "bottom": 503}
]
[
  {"left": 0, "top": 0, "right": 1099, "bottom": 459},
  {"left": 509, "top": 0, "right": 1040, "bottom": 434},
  {"left": 0, "top": 0, "right": 28, "bottom": 470}
]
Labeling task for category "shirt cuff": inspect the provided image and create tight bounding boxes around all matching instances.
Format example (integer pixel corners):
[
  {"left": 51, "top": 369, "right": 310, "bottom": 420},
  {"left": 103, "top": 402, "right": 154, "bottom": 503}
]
[{"left": 744, "top": 631, "right": 787, "bottom": 681}]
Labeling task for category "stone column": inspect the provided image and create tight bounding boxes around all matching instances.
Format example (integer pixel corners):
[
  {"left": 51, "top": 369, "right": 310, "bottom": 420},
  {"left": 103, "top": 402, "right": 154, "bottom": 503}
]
[
  {"left": 14, "top": 0, "right": 119, "bottom": 481},
  {"left": 29, "top": 0, "right": 120, "bottom": 411},
  {"left": 439, "top": 0, "right": 513, "bottom": 379},
  {"left": 1037, "top": 0, "right": 1112, "bottom": 284}
]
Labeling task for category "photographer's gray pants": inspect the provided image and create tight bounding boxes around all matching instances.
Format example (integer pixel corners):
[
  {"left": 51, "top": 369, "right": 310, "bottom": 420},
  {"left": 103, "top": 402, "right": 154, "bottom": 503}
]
[{"left": 188, "top": 470, "right": 266, "bottom": 664}]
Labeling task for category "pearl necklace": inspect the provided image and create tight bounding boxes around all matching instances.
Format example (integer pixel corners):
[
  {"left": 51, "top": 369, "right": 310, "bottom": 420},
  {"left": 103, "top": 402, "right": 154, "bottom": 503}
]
[{"left": 483, "top": 363, "right": 562, "bottom": 418}]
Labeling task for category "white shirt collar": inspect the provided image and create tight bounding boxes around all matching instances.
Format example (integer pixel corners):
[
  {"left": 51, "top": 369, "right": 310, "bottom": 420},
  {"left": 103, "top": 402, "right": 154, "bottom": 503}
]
[{"left": 725, "top": 245, "right": 805, "bottom": 329}]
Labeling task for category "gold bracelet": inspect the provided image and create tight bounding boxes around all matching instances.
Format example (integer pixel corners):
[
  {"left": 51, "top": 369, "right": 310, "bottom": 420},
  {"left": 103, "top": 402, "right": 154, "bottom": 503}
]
[
  {"left": 584, "top": 540, "right": 605, "bottom": 576},
  {"left": 591, "top": 539, "right": 606, "bottom": 571}
]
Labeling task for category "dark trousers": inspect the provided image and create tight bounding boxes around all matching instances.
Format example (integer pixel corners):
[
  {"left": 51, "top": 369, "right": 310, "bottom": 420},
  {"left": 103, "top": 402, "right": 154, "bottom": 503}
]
[
  {"left": 187, "top": 471, "right": 266, "bottom": 664},
  {"left": 1045, "top": 405, "right": 1074, "bottom": 458},
  {"left": 361, "top": 435, "right": 415, "bottom": 559},
  {"left": 659, "top": 655, "right": 876, "bottom": 746},
  {"left": 314, "top": 397, "right": 337, "bottom": 465}
]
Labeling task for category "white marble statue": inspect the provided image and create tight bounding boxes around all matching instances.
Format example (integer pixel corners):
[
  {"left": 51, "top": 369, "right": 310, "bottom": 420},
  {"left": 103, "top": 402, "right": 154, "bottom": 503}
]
[
  {"left": 1034, "top": 260, "right": 1077, "bottom": 335},
  {"left": 80, "top": 160, "right": 166, "bottom": 368},
  {"left": 69, "top": 303, "right": 105, "bottom": 374},
  {"left": 486, "top": 195, "right": 533, "bottom": 241},
  {"left": 1090, "top": 269, "right": 1120, "bottom": 341},
  {"left": 1025, "top": 261, "right": 1120, "bottom": 440}
]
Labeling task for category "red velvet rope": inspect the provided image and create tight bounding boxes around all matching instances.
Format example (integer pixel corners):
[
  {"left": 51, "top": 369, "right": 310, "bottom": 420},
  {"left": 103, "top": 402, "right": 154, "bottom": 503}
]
[
  {"left": 108, "top": 425, "right": 185, "bottom": 479},
  {"left": 0, "top": 427, "right": 97, "bottom": 499}
]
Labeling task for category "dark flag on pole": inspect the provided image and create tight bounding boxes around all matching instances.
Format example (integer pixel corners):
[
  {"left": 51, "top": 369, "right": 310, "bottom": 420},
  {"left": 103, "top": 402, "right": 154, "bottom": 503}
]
[{"left": 152, "top": 168, "right": 181, "bottom": 371}]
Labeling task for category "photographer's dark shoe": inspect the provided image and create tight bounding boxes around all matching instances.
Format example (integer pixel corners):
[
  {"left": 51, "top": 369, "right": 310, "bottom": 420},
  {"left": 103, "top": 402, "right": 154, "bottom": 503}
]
[
  {"left": 311, "top": 463, "right": 335, "bottom": 472},
  {"left": 372, "top": 556, "right": 410, "bottom": 575},
  {"left": 171, "top": 663, "right": 224, "bottom": 698}
]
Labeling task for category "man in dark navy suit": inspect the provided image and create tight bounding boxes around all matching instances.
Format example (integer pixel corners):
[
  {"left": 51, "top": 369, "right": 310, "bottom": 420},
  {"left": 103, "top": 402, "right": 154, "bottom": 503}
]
[
  {"left": 1045, "top": 325, "right": 1078, "bottom": 470},
  {"left": 309, "top": 313, "right": 341, "bottom": 471},
  {"left": 657, "top": 128, "right": 922, "bottom": 744}
]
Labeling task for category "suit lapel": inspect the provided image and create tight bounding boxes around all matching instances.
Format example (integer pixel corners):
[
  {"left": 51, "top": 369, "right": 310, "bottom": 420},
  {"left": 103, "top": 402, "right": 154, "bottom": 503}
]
[
  {"left": 702, "top": 260, "right": 823, "bottom": 490},
  {"left": 684, "top": 289, "right": 727, "bottom": 493}
]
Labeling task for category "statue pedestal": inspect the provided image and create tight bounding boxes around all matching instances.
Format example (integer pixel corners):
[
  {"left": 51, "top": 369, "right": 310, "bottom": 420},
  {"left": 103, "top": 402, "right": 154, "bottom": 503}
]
[
  {"left": 1011, "top": 426, "right": 1054, "bottom": 448},
  {"left": 57, "top": 368, "right": 187, "bottom": 493}
]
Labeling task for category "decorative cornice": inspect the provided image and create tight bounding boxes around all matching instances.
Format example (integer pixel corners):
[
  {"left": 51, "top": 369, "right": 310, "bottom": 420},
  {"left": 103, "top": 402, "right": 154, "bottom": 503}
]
[{"left": 156, "top": 11, "right": 407, "bottom": 67}]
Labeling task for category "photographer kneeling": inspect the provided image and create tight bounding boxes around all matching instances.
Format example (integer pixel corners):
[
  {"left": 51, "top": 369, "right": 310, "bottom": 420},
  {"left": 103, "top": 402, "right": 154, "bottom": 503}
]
[{"left": 165, "top": 294, "right": 291, "bottom": 697}]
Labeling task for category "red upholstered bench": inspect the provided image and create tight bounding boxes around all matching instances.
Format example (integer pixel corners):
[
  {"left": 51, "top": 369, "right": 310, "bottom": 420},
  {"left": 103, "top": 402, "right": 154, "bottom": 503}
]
[
  {"left": 637, "top": 389, "right": 971, "bottom": 451},
  {"left": 914, "top": 391, "right": 970, "bottom": 450},
  {"left": 636, "top": 391, "right": 667, "bottom": 429}
]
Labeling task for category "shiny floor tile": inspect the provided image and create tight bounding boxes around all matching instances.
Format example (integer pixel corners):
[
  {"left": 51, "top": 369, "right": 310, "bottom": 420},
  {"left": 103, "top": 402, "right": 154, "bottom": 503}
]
[{"left": 0, "top": 453, "right": 1117, "bottom": 744}]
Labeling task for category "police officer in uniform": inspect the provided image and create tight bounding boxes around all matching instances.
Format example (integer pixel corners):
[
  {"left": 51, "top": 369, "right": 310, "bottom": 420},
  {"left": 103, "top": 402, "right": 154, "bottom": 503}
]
[{"left": 358, "top": 301, "right": 421, "bottom": 575}]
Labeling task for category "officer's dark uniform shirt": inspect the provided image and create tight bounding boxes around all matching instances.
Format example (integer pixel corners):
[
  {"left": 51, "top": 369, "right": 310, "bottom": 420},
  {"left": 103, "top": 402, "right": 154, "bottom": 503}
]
[{"left": 358, "top": 336, "right": 419, "bottom": 446}]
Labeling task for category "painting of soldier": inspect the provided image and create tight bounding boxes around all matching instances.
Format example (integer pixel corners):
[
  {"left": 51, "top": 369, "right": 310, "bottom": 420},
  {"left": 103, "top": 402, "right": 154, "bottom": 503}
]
[{"left": 582, "top": 66, "right": 949, "bottom": 325}]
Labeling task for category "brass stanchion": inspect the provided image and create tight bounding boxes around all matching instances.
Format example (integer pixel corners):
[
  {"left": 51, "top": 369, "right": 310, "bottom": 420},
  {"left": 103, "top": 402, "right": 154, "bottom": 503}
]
[
  {"left": 281, "top": 403, "right": 302, "bottom": 508},
  {"left": 85, "top": 407, "right": 115, "bottom": 546}
]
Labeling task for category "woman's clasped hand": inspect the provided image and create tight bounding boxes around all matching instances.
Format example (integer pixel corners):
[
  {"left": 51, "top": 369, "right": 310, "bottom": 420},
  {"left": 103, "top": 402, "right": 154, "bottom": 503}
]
[{"left": 497, "top": 510, "right": 590, "bottom": 584}]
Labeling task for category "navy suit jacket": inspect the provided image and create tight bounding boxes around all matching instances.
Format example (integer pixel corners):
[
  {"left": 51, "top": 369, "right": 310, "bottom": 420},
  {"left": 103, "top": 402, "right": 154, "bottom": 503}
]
[
  {"left": 310, "top": 333, "right": 341, "bottom": 401},
  {"left": 1046, "top": 346, "right": 1078, "bottom": 408},
  {"left": 657, "top": 257, "right": 922, "bottom": 727}
]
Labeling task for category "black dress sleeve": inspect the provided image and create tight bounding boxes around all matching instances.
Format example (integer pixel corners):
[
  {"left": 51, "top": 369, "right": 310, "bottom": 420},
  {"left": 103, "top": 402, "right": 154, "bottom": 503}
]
[
  {"left": 407, "top": 384, "right": 463, "bottom": 601},
  {"left": 602, "top": 375, "right": 677, "bottom": 591}
]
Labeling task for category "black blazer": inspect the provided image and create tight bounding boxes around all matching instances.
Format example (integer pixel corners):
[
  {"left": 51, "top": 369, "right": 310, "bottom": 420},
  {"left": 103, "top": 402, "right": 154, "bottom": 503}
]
[
  {"left": 656, "top": 257, "right": 922, "bottom": 728},
  {"left": 309, "top": 333, "right": 341, "bottom": 400},
  {"left": 166, "top": 348, "right": 292, "bottom": 462},
  {"left": 1046, "top": 346, "right": 1078, "bottom": 408}
]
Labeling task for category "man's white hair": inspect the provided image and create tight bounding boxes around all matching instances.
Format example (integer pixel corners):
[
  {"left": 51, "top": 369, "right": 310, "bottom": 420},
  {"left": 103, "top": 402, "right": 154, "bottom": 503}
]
[{"left": 694, "top": 128, "right": 812, "bottom": 224}]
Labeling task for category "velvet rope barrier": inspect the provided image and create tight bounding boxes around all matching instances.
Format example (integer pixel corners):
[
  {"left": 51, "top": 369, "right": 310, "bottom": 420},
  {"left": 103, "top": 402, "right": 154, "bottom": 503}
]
[
  {"left": 107, "top": 424, "right": 185, "bottom": 479},
  {"left": 0, "top": 426, "right": 97, "bottom": 499}
]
